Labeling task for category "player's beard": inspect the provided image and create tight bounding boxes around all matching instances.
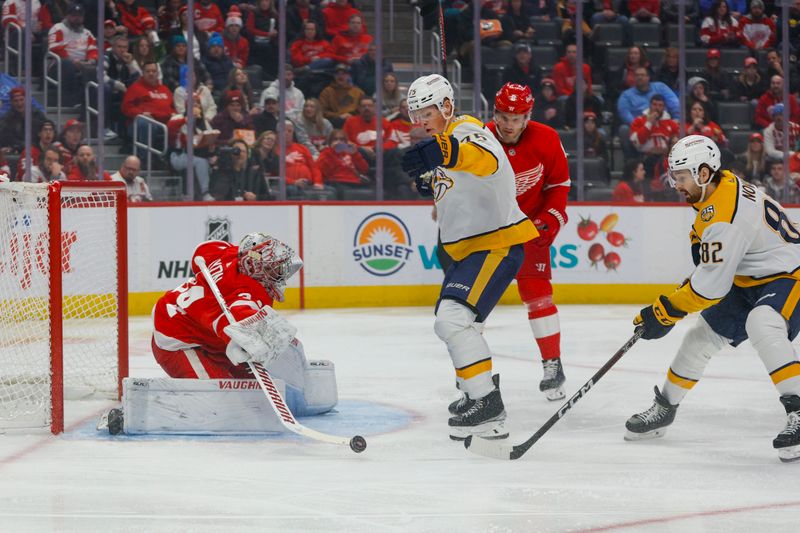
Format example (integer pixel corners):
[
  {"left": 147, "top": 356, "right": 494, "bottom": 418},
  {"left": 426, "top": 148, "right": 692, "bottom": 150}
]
[{"left": 78, "top": 161, "right": 94, "bottom": 178}]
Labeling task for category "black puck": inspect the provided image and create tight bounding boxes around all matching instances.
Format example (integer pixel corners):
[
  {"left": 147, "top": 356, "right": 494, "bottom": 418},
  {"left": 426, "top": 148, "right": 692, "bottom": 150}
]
[{"left": 349, "top": 435, "right": 367, "bottom": 453}]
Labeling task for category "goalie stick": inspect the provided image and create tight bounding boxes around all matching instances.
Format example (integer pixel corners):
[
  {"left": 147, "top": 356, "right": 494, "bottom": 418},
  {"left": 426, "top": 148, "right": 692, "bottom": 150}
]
[
  {"left": 193, "top": 256, "right": 367, "bottom": 453},
  {"left": 464, "top": 329, "right": 644, "bottom": 460}
]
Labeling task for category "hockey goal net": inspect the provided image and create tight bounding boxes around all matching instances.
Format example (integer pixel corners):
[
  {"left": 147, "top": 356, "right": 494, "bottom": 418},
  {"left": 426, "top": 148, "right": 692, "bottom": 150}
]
[{"left": 0, "top": 182, "right": 127, "bottom": 434}]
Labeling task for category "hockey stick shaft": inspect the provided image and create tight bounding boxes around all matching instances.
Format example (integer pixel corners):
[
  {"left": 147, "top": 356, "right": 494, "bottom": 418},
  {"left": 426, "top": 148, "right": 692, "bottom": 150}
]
[
  {"left": 466, "top": 329, "right": 643, "bottom": 460},
  {"left": 193, "top": 256, "right": 351, "bottom": 446},
  {"left": 438, "top": 0, "right": 447, "bottom": 74}
]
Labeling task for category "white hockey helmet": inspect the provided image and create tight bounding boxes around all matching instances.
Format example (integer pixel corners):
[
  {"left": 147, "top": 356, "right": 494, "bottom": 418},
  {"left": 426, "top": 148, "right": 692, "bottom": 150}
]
[
  {"left": 238, "top": 233, "right": 303, "bottom": 302},
  {"left": 667, "top": 134, "right": 721, "bottom": 196},
  {"left": 407, "top": 74, "right": 455, "bottom": 123}
]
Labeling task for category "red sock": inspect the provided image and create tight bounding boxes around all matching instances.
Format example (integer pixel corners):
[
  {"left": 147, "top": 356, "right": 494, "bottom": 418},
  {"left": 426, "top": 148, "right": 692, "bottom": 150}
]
[{"left": 518, "top": 278, "right": 561, "bottom": 361}]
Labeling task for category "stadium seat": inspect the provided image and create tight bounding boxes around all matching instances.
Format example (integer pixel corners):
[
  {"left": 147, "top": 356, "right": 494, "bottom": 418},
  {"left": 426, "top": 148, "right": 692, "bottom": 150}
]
[
  {"left": 685, "top": 49, "right": 708, "bottom": 71},
  {"left": 727, "top": 129, "right": 753, "bottom": 154},
  {"left": 592, "top": 23, "right": 625, "bottom": 47},
  {"left": 244, "top": 64, "right": 264, "bottom": 89},
  {"left": 557, "top": 129, "right": 577, "bottom": 155},
  {"left": 717, "top": 102, "right": 752, "bottom": 130},
  {"left": 569, "top": 157, "right": 610, "bottom": 185},
  {"left": 530, "top": 45, "right": 559, "bottom": 72},
  {"left": 646, "top": 48, "right": 666, "bottom": 70},
  {"left": 482, "top": 65, "right": 506, "bottom": 98},
  {"left": 530, "top": 20, "right": 561, "bottom": 46},
  {"left": 585, "top": 186, "right": 614, "bottom": 201},
  {"left": 481, "top": 45, "right": 514, "bottom": 67},
  {"left": 604, "top": 47, "right": 629, "bottom": 69},
  {"left": 720, "top": 49, "right": 749, "bottom": 74},
  {"left": 630, "top": 23, "right": 661, "bottom": 47},
  {"left": 666, "top": 24, "right": 698, "bottom": 46}
]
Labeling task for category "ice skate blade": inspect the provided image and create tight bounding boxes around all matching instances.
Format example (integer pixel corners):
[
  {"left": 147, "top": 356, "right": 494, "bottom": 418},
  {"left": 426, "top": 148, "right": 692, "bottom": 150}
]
[
  {"left": 778, "top": 444, "right": 800, "bottom": 463},
  {"left": 624, "top": 428, "right": 667, "bottom": 441},
  {"left": 544, "top": 385, "right": 566, "bottom": 401},
  {"left": 449, "top": 420, "right": 508, "bottom": 441}
]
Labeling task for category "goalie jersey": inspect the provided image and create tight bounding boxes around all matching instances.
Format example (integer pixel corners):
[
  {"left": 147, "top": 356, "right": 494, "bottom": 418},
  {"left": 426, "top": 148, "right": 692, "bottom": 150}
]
[
  {"left": 152, "top": 241, "right": 274, "bottom": 353},
  {"left": 667, "top": 171, "right": 800, "bottom": 314},
  {"left": 432, "top": 115, "right": 537, "bottom": 261}
]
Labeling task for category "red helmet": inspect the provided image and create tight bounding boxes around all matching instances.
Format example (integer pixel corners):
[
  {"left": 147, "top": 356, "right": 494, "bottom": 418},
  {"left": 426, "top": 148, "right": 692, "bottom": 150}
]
[{"left": 494, "top": 83, "right": 534, "bottom": 115}]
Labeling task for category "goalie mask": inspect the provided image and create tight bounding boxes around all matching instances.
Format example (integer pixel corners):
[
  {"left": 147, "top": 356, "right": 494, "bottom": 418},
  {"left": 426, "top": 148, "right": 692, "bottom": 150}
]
[{"left": 238, "top": 233, "right": 303, "bottom": 302}]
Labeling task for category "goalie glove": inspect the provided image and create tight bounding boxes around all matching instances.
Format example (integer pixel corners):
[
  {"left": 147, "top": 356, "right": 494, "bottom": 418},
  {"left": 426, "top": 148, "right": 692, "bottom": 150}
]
[
  {"left": 223, "top": 306, "right": 297, "bottom": 366},
  {"left": 634, "top": 295, "right": 687, "bottom": 340}
]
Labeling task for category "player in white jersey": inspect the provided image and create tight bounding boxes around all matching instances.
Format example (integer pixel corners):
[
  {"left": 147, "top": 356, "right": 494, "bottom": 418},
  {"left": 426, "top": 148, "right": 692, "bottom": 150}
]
[
  {"left": 401, "top": 74, "right": 537, "bottom": 441},
  {"left": 627, "top": 135, "right": 800, "bottom": 462}
]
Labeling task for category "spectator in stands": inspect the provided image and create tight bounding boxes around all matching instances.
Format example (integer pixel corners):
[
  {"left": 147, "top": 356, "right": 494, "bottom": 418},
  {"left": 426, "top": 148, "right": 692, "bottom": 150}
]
[
  {"left": 377, "top": 73, "right": 405, "bottom": 119},
  {"left": 500, "top": 0, "right": 535, "bottom": 44},
  {"left": 628, "top": 1, "right": 660, "bottom": 23},
  {"left": 701, "top": 0, "right": 740, "bottom": 47},
  {"left": 456, "top": 1, "right": 509, "bottom": 64},
  {"left": 290, "top": 98, "right": 334, "bottom": 155},
  {"left": 47, "top": 2, "right": 98, "bottom": 107},
  {"left": 157, "top": 0, "right": 183, "bottom": 41},
  {"left": 529, "top": 0, "right": 557, "bottom": 19},
  {"left": 110, "top": 155, "right": 152, "bottom": 202},
  {"left": 343, "top": 96, "right": 398, "bottom": 162},
  {"left": 629, "top": 94, "right": 680, "bottom": 177},
  {"left": 287, "top": 0, "right": 326, "bottom": 42},
  {"left": 319, "top": 64, "right": 366, "bottom": 128},
  {"left": 502, "top": 42, "right": 540, "bottom": 90},
  {"left": 608, "top": 46, "right": 651, "bottom": 97},
  {"left": 582, "top": 111, "right": 608, "bottom": 161},
  {"left": 557, "top": 0, "right": 592, "bottom": 50},
  {"left": 176, "top": 5, "right": 203, "bottom": 61},
  {"left": 225, "top": 68, "right": 257, "bottom": 113},
  {"left": 789, "top": 1, "right": 800, "bottom": 57},
  {"left": 612, "top": 159, "right": 646, "bottom": 203},
  {"left": 738, "top": 0, "right": 776, "bottom": 51},
  {"left": 617, "top": 67, "right": 680, "bottom": 126},
  {"left": 211, "top": 90, "right": 255, "bottom": 143},
  {"left": 552, "top": 43, "right": 592, "bottom": 98},
  {"left": 732, "top": 57, "right": 767, "bottom": 105},
  {"left": 210, "top": 138, "right": 253, "bottom": 200},
  {"left": 132, "top": 34, "right": 161, "bottom": 80},
  {"left": 174, "top": 65, "right": 218, "bottom": 121},
  {"left": 565, "top": 80, "right": 604, "bottom": 128},
  {"left": 263, "top": 68, "right": 305, "bottom": 115},
  {"left": 660, "top": 0, "right": 699, "bottom": 24},
  {"left": 700, "top": 49, "right": 732, "bottom": 101},
  {"left": 117, "top": 0, "right": 159, "bottom": 46},
  {"left": 687, "top": 76, "right": 718, "bottom": 122},
  {"left": 699, "top": 0, "right": 746, "bottom": 19},
  {"left": 194, "top": 0, "right": 225, "bottom": 37},
  {"left": 121, "top": 61, "right": 174, "bottom": 162},
  {"left": 248, "top": 0, "right": 280, "bottom": 78},
  {"left": 282, "top": 121, "right": 324, "bottom": 198},
  {"left": 250, "top": 130, "right": 280, "bottom": 184},
  {"left": 763, "top": 160, "right": 800, "bottom": 204},
  {"left": 589, "top": 1, "right": 629, "bottom": 27},
  {"left": 0, "top": 87, "right": 47, "bottom": 153},
  {"left": 167, "top": 99, "right": 217, "bottom": 201},
  {"left": 104, "top": 34, "right": 140, "bottom": 138},
  {"left": 323, "top": 0, "right": 363, "bottom": 38},
  {"left": 736, "top": 132, "right": 767, "bottom": 183},
  {"left": 31, "top": 147, "right": 67, "bottom": 183},
  {"left": 755, "top": 75, "right": 800, "bottom": 128},
  {"left": 351, "top": 43, "right": 393, "bottom": 96},
  {"left": 656, "top": 47, "right": 680, "bottom": 95},
  {"left": 1, "top": 1, "right": 44, "bottom": 37},
  {"left": 763, "top": 103, "right": 800, "bottom": 161},
  {"left": 67, "top": 144, "right": 111, "bottom": 181},
  {"left": 317, "top": 128, "right": 370, "bottom": 195},
  {"left": 390, "top": 99, "right": 413, "bottom": 149},
  {"left": 203, "top": 33, "right": 235, "bottom": 92},
  {"left": 685, "top": 101, "right": 728, "bottom": 148},
  {"left": 162, "top": 35, "right": 212, "bottom": 93},
  {"left": 765, "top": 49, "right": 800, "bottom": 94},
  {"left": 222, "top": 7, "right": 249, "bottom": 69},
  {"left": 291, "top": 20, "right": 335, "bottom": 71},
  {"left": 57, "top": 119, "right": 84, "bottom": 174},
  {"left": 532, "top": 78, "right": 565, "bottom": 128},
  {"left": 253, "top": 88, "right": 279, "bottom": 135},
  {"left": 332, "top": 15, "right": 374, "bottom": 67},
  {"left": 16, "top": 120, "right": 59, "bottom": 179}
]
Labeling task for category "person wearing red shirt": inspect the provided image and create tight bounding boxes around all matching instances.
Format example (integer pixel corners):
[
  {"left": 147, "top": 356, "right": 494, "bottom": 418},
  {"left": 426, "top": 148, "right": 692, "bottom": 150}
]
[
  {"left": 485, "top": 83, "right": 571, "bottom": 400},
  {"left": 738, "top": 0, "right": 776, "bottom": 51},
  {"left": 551, "top": 43, "right": 592, "bottom": 98},
  {"left": 755, "top": 75, "right": 800, "bottom": 128},
  {"left": 116, "top": 0, "right": 158, "bottom": 43},
  {"left": 47, "top": 3, "right": 98, "bottom": 106},
  {"left": 283, "top": 121, "right": 324, "bottom": 192},
  {"left": 16, "top": 120, "right": 59, "bottom": 179},
  {"left": 222, "top": 7, "right": 250, "bottom": 69},
  {"left": 343, "top": 96, "right": 397, "bottom": 158},
  {"left": 290, "top": 20, "right": 335, "bottom": 69},
  {"left": 331, "top": 15, "right": 373, "bottom": 65},
  {"left": 628, "top": 0, "right": 660, "bottom": 23},
  {"left": 322, "top": 0, "right": 363, "bottom": 38},
  {"left": 66, "top": 145, "right": 112, "bottom": 181},
  {"left": 317, "top": 129, "right": 369, "bottom": 187},
  {"left": 122, "top": 61, "right": 175, "bottom": 161},
  {"left": 194, "top": 0, "right": 224, "bottom": 36},
  {"left": 629, "top": 94, "right": 680, "bottom": 177},
  {"left": 612, "top": 160, "right": 646, "bottom": 203}
]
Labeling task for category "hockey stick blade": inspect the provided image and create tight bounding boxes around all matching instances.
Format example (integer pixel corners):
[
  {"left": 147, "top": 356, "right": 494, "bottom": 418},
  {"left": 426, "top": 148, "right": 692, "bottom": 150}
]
[{"left": 464, "top": 329, "right": 643, "bottom": 460}]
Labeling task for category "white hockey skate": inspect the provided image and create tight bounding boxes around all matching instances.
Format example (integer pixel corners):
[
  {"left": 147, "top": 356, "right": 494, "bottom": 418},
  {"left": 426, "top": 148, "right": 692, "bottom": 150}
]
[{"left": 540, "top": 359, "right": 566, "bottom": 401}]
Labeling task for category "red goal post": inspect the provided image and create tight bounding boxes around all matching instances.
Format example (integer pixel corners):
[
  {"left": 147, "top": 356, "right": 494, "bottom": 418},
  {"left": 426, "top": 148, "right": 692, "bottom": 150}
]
[{"left": 0, "top": 181, "right": 128, "bottom": 434}]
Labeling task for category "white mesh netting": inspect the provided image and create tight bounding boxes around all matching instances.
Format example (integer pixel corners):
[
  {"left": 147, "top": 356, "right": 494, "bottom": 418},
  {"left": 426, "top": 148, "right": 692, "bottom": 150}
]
[{"left": 0, "top": 183, "right": 121, "bottom": 430}]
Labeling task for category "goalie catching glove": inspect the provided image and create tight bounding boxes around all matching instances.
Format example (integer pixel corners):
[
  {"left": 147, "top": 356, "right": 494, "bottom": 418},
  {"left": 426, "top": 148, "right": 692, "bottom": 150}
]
[
  {"left": 224, "top": 306, "right": 297, "bottom": 366},
  {"left": 634, "top": 295, "right": 687, "bottom": 340},
  {"left": 401, "top": 134, "right": 460, "bottom": 179}
]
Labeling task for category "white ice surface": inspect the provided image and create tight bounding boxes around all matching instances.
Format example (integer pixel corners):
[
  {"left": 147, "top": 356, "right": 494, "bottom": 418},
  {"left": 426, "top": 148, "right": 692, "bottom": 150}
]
[{"left": 1, "top": 305, "right": 799, "bottom": 532}]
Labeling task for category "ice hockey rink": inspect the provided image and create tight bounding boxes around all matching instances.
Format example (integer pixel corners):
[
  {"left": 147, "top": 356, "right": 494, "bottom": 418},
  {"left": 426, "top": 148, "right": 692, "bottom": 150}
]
[{"left": 0, "top": 304, "right": 798, "bottom": 532}]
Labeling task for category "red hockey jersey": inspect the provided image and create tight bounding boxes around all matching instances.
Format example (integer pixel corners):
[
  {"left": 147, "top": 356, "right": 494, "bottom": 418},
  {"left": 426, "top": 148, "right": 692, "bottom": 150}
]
[
  {"left": 485, "top": 120, "right": 570, "bottom": 224},
  {"left": 152, "top": 241, "right": 274, "bottom": 354},
  {"left": 194, "top": 3, "right": 224, "bottom": 33}
]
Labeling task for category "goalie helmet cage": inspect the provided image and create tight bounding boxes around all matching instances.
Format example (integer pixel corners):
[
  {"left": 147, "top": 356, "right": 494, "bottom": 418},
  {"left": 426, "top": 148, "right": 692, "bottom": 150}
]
[{"left": 0, "top": 182, "right": 128, "bottom": 434}]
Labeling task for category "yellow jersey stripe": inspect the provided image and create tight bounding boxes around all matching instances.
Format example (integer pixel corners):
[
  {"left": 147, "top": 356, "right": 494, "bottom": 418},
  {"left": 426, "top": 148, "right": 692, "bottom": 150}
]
[
  {"left": 455, "top": 357, "right": 492, "bottom": 380},
  {"left": 770, "top": 361, "right": 800, "bottom": 385},
  {"left": 668, "top": 279, "right": 721, "bottom": 314},
  {"left": 667, "top": 368, "right": 699, "bottom": 390},
  {"left": 467, "top": 247, "right": 510, "bottom": 307},
  {"left": 443, "top": 218, "right": 537, "bottom": 262},
  {"left": 780, "top": 281, "right": 800, "bottom": 321},
  {"left": 733, "top": 267, "right": 800, "bottom": 288}
]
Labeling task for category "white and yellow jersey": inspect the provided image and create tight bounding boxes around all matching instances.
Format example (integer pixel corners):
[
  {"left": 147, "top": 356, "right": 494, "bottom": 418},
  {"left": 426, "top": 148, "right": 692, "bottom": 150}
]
[
  {"left": 432, "top": 115, "right": 537, "bottom": 261},
  {"left": 668, "top": 171, "right": 800, "bottom": 313}
]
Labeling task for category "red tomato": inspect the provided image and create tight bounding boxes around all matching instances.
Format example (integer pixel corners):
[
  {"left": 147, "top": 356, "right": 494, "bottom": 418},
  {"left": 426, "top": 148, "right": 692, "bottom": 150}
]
[
  {"left": 577, "top": 216, "right": 598, "bottom": 241},
  {"left": 606, "top": 231, "right": 628, "bottom": 247},
  {"left": 604, "top": 252, "right": 621, "bottom": 270},
  {"left": 588, "top": 242, "right": 605, "bottom": 267}
]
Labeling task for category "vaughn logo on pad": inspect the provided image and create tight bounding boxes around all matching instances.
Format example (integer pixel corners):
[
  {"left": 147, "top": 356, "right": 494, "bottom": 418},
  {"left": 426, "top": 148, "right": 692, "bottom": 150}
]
[{"left": 352, "top": 212, "right": 414, "bottom": 276}]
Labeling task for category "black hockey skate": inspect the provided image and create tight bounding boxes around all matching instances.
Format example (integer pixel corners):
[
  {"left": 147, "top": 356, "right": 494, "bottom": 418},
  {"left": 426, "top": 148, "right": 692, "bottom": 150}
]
[
  {"left": 448, "top": 374, "right": 500, "bottom": 415},
  {"left": 774, "top": 395, "right": 800, "bottom": 463},
  {"left": 624, "top": 386, "right": 678, "bottom": 441},
  {"left": 96, "top": 408, "right": 124, "bottom": 435},
  {"left": 448, "top": 385, "right": 508, "bottom": 441},
  {"left": 540, "top": 358, "right": 566, "bottom": 401}
]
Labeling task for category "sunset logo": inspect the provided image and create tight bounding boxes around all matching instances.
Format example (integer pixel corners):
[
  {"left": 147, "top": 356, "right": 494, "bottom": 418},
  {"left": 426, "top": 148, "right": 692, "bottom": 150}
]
[{"left": 353, "top": 212, "right": 414, "bottom": 276}]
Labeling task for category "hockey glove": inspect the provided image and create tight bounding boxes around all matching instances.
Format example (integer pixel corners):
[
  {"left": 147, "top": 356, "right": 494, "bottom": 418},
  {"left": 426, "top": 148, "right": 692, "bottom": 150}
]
[
  {"left": 634, "top": 295, "right": 688, "bottom": 340},
  {"left": 532, "top": 210, "right": 565, "bottom": 248},
  {"left": 223, "top": 306, "right": 297, "bottom": 365},
  {"left": 415, "top": 171, "right": 434, "bottom": 197},
  {"left": 401, "top": 134, "right": 460, "bottom": 178}
]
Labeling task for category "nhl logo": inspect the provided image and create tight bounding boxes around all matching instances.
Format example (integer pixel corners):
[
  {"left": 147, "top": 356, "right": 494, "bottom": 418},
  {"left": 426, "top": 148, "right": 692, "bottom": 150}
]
[{"left": 206, "top": 217, "right": 232, "bottom": 242}]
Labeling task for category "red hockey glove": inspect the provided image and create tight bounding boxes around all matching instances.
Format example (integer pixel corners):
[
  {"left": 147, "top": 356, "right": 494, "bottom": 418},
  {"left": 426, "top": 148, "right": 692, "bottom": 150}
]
[{"left": 532, "top": 211, "right": 564, "bottom": 248}]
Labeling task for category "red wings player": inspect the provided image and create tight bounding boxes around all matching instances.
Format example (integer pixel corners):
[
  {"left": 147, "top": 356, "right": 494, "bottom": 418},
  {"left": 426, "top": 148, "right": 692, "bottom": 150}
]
[
  {"left": 152, "top": 233, "right": 303, "bottom": 379},
  {"left": 486, "top": 83, "right": 571, "bottom": 400}
]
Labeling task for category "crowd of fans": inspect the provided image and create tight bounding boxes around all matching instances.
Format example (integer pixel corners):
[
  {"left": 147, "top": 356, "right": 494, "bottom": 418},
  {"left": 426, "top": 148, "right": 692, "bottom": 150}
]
[{"left": 2, "top": 1, "right": 800, "bottom": 203}]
